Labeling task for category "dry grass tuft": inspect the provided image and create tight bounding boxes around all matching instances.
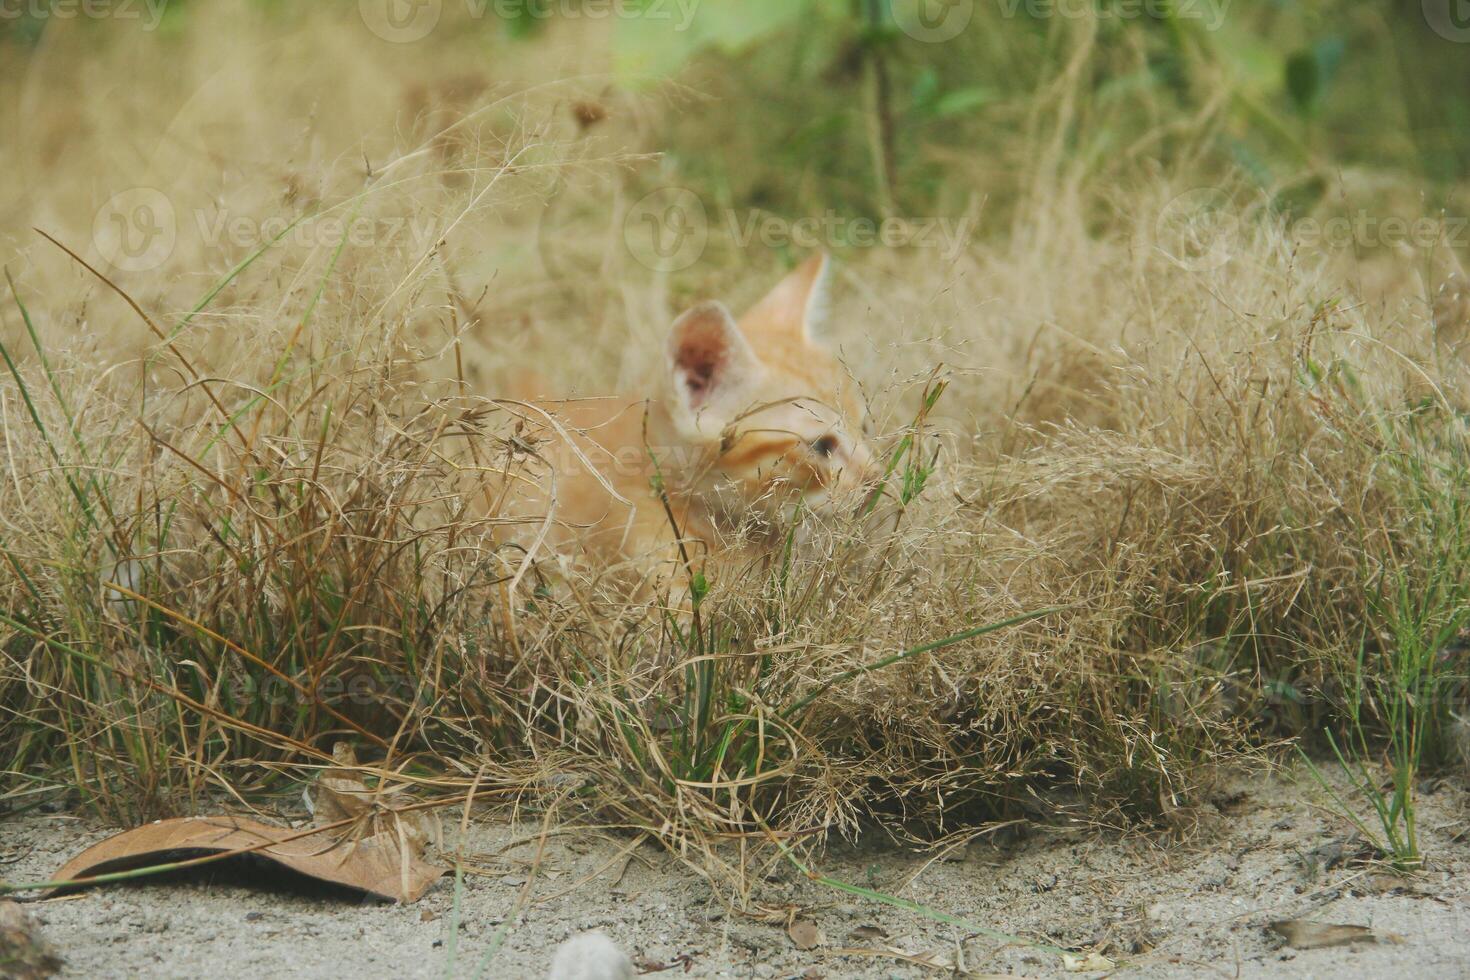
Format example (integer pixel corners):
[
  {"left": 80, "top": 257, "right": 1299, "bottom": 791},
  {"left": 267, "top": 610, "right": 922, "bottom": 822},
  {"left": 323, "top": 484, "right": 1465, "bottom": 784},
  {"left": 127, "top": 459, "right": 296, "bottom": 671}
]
[{"left": 4, "top": 6, "right": 1470, "bottom": 906}]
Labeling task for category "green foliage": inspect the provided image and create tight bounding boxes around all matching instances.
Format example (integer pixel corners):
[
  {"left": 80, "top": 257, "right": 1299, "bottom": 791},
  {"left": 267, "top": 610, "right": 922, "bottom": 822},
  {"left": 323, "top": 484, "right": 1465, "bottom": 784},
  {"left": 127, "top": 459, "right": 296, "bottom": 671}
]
[
  {"left": 1307, "top": 402, "right": 1470, "bottom": 870},
  {"left": 463, "top": 0, "right": 1458, "bottom": 243},
  {"left": 612, "top": 0, "right": 850, "bottom": 83},
  {"left": 1285, "top": 37, "right": 1344, "bottom": 116}
]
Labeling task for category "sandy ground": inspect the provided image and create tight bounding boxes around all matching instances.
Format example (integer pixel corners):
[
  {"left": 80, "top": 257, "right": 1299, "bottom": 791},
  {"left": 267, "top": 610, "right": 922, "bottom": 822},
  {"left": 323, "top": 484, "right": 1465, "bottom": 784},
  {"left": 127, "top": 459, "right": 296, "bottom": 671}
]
[{"left": 4, "top": 765, "right": 1469, "bottom": 979}]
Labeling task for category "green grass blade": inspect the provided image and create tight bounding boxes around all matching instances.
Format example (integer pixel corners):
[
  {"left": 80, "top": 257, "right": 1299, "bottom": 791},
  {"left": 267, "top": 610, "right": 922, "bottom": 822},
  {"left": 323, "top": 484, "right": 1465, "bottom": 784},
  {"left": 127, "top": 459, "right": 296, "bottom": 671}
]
[{"left": 782, "top": 607, "right": 1064, "bottom": 720}]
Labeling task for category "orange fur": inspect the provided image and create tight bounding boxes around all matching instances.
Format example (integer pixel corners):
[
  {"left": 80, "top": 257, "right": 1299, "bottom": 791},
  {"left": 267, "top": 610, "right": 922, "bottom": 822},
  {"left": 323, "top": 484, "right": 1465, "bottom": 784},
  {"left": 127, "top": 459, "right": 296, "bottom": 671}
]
[{"left": 499, "top": 254, "right": 876, "bottom": 581}]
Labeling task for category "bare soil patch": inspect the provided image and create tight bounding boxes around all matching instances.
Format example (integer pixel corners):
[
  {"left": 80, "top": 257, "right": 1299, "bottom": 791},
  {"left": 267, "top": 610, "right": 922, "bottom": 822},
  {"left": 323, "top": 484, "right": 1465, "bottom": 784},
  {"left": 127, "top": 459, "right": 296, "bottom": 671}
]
[{"left": 5, "top": 767, "right": 1468, "bottom": 978}]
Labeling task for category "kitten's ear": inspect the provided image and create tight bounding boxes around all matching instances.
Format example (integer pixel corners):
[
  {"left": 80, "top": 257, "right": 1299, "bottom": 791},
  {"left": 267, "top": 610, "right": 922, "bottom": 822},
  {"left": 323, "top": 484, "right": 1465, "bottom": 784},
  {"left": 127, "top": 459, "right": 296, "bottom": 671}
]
[
  {"left": 666, "top": 301, "right": 764, "bottom": 438},
  {"left": 739, "top": 252, "right": 833, "bottom": 344}
]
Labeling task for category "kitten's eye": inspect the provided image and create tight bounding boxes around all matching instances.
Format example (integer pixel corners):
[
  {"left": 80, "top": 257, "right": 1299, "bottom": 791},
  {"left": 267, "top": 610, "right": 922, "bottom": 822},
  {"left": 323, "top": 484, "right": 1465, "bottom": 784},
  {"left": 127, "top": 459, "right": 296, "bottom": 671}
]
[{"left": 812, "top": 434, "right": 840, "bottom": 458}]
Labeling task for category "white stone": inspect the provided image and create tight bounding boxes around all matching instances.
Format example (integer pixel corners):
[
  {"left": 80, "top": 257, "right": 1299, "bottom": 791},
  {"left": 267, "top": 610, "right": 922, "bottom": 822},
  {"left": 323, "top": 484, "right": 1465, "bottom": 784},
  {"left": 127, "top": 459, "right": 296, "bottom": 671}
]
[{"left": 546, "top": 932, "right": 634, "bottom": 980}]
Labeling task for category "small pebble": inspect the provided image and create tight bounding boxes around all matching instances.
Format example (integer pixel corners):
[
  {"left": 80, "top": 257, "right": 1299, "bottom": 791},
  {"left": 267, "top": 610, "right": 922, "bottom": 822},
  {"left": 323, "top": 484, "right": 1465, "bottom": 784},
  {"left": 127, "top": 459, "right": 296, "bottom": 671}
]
[{"left": 546, "top": 931, "right": 634, "bottom": 980}]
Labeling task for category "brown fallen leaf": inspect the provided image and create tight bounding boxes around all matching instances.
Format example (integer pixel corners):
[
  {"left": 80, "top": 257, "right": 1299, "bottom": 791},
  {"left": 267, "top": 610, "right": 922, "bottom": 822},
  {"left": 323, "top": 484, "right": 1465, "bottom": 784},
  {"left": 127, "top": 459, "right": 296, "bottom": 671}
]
[
  {"left": 788, "top": 918, "right": 824, "bottom": 951},
  {"left": 1269, "top": 919, "right": 1403, "bottom": 950},
  {"left": 0, "top": 900, "right": 61, "bottom": 979},
  {"left": 308, "top": 743, "right": 438, "bottom": 853},
  {"left": 309, "top": 742, "right": 375, "bottom": 825},
  {"left": 47, "top": 815, "right": 446, "bottom": 903}
]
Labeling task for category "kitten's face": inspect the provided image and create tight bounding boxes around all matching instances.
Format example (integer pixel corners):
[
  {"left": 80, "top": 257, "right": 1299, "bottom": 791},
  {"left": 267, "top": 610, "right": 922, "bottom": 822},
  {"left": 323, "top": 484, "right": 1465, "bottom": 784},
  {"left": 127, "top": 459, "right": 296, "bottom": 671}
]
[{"left": 664, "top": 254, "right": 878, "bottom": 524}]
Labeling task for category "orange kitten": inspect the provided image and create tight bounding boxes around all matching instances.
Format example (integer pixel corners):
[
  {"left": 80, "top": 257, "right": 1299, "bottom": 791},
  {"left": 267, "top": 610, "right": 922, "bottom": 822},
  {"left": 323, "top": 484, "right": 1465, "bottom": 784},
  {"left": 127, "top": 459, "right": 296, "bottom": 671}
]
[{"left": 500, "top": 253, "right": 877, "bottom": 583}]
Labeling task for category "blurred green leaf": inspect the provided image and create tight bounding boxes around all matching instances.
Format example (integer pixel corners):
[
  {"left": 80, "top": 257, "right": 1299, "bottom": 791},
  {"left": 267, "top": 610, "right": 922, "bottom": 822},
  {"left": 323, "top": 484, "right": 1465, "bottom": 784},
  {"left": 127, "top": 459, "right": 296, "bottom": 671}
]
[
  {"left": 911, "top": 67, "right": 941, "bottom": 110},
  {"left": 1210, "top": 22, "right": 1283, "bottom": 96},
  {"left": 912, "top": 69, "right": 995, "bottom": 120},
  {"left": 1286, "top": 37, "right": 1344, "bottom": 116},
  {"left": 1313, "top": 37, "right": 1345, "bottom": 86},
  {"left": 501, "top": 5, "right": 543, "bottom": 40},
  {"left": 613, "top": 0, "right": 848, "bottom": 85},
  {"left": 929, "top": 87, "right": 998, "bottom": 119},
  {"left": 1285, "top": 50, "right": 1320, "bottom": 113}
]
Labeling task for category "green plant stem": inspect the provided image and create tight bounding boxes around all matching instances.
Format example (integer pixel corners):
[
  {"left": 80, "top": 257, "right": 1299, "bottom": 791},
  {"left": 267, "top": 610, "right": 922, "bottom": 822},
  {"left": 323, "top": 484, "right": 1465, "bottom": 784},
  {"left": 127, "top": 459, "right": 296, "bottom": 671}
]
[{"left": 782, "top": 607, "right": 1064, "bottom": 719}]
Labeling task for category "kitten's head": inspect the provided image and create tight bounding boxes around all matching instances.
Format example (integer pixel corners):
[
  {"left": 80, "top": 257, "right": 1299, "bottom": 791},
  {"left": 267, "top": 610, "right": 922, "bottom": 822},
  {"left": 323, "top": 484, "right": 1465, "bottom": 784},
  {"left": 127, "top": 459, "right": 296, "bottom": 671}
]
[{"left": 663, "top": 253, "right": 877, "bottom": 523}]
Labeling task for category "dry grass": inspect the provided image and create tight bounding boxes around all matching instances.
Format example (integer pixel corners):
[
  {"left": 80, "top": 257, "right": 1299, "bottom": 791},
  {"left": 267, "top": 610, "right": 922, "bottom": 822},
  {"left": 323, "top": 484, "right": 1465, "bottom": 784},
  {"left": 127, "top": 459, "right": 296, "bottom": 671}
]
[{"left": 3, "top": 4, "right": 1470, "bottom": 906}]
